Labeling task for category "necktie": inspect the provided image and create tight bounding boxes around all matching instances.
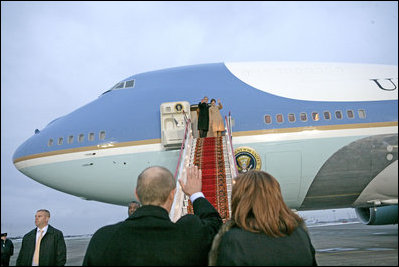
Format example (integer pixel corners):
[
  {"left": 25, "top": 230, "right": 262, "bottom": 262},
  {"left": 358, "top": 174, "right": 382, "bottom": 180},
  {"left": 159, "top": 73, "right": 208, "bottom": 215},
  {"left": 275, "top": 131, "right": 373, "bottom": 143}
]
[{"left": 33, "top": 229, "right": 43, "bottom": 265}]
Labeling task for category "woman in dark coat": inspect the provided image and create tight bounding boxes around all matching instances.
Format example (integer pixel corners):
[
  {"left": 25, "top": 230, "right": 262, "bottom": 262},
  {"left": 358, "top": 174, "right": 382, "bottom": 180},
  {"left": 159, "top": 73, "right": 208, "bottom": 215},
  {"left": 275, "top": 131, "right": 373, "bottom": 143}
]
[
  {"left": 209, "top": 170, "right": 317, "bottom": 266},
  {"left": 197, "top": 96, "right": 210, "bottom": 138}
]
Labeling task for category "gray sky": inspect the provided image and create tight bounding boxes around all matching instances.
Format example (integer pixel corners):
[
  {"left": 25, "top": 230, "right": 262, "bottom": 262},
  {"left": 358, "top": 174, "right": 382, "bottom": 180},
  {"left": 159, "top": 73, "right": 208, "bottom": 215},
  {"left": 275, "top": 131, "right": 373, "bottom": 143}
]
[{"left": 1, "top": 1, "right": 398, "bottom": 237}]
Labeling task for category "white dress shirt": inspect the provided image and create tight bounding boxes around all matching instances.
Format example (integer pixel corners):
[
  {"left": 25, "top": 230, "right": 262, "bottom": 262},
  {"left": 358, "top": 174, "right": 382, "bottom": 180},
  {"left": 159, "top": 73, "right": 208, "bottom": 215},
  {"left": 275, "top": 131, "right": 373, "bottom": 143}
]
[
  {"left": 189, "top": 192, "right": 205, "bottom": 203},
  {"left": 32, "top": 225, "right": 48, "bottom": 266}
]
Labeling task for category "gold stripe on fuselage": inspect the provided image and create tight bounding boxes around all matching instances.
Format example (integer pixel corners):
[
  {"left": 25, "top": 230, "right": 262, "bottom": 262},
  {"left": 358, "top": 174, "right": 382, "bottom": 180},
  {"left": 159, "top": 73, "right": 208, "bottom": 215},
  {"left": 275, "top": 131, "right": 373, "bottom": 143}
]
[
  {"left": 13, "top": 138, "right": 161, "bottom": 164},
  {"left": 232, "top": 121, "right": 397, "bottom": 137},
  {"left": 13, "top": 121, "right": 398, "bottom": 164}
]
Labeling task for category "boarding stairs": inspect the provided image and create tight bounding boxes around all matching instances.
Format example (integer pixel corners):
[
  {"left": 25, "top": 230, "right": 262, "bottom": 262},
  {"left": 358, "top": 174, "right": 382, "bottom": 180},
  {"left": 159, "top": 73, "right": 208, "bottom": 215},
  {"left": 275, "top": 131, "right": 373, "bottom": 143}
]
[{"left": 170, "top": 113, "right": 238, "bottom": 223}]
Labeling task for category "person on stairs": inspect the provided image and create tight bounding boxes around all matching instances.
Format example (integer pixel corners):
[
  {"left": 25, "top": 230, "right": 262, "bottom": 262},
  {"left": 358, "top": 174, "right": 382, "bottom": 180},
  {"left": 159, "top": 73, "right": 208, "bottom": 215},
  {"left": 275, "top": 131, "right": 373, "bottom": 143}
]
[
  {"left": 208, "top": 98, "right": 224, "bottom": 137},
  {"left": 198, "top": 96, "right": 210, "bottom": 138}
]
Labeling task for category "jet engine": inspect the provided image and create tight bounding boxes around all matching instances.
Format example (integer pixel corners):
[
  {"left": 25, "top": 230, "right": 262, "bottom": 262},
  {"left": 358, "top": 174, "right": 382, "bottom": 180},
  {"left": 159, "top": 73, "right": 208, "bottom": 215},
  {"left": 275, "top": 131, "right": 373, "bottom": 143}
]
[{"left": 355, "top": 205, "right": 398, "bottom": 225}]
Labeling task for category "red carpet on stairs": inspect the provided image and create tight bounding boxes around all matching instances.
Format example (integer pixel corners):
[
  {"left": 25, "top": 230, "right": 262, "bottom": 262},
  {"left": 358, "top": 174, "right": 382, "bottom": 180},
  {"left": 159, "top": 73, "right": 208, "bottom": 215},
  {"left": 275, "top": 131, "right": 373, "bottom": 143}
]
[{"left": 187, "top": 137, "right": 229, "bottom": 222}]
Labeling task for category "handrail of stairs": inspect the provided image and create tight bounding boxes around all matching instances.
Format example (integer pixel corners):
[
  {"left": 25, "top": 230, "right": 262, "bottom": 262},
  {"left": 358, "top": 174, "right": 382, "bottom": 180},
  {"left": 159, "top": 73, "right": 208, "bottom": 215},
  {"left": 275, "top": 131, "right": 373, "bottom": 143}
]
[
  {"left": 173, "top": 110, "right": 190, "bottom": 178},
  {"left": 170, "top": 110, "right": 193, "bottom": 222},
  {"left": 225, "top": 112, "right": 239, "bottom": 178}
]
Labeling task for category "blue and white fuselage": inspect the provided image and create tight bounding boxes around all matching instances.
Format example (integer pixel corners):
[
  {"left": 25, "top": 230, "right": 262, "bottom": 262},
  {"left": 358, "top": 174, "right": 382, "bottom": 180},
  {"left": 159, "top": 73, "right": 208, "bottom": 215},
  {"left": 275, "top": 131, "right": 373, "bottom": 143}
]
[{"left": 13, "top": 62, "right": 398, "bottom": 224}]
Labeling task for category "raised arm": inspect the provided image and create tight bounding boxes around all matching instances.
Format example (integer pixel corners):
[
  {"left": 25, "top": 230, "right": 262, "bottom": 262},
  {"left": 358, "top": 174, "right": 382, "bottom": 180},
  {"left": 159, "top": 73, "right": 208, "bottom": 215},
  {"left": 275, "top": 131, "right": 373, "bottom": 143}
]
[{"left": 218, "top": 99, "right": 223, "bottom": 110}]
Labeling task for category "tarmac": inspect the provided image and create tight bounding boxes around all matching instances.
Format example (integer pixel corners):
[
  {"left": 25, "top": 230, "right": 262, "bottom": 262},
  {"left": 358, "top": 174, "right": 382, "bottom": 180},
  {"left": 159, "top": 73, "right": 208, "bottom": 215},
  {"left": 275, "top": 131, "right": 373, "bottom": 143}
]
[{"left": 8, "top": 222, "right": 398, "bottom": 266}]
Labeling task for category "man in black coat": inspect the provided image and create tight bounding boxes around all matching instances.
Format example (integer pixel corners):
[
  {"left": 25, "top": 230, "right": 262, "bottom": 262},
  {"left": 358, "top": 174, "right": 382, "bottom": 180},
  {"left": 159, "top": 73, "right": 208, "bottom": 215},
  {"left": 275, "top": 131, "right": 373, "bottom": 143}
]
[
  {"left": 1, "top": 233, "right": 14, "bottom": 266},
  {"left": 127, "top": 200, "right": 141, "bottom": 217},
  {"left": 83, "top": 165, "right": 222, "bottom": 266},
  {"left": 198, "top": 96, "right": 210, "bottom": 138},
  {"left": 16, "top": 209, "right": 66, "bottom": 266}
]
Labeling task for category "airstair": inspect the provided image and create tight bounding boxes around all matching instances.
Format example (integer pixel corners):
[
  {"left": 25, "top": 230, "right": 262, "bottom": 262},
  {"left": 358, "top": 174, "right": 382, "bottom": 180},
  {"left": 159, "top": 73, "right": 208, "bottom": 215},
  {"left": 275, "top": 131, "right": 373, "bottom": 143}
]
[{"left": 170, "top": 112, "right": 238, "bottom": 223}]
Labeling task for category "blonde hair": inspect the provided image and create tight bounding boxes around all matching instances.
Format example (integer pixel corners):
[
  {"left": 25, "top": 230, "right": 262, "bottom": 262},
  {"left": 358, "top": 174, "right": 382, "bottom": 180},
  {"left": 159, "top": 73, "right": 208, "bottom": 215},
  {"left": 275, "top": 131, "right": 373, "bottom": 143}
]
[
  {"left": 37, "top": 209, "right": 50, "bottom": 218},
  {"left": 231, "top": 170, "right": 303, "bottom": 237}
]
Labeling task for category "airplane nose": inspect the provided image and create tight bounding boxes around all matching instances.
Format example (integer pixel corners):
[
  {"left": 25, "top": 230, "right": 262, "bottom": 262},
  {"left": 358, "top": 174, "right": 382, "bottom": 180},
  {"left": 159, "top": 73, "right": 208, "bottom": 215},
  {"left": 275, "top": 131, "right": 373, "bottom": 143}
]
[
  {"left": 13, "top": 135, "right": 35, "bottom": 165},
  {"left": 12, "top": 131, "right": 45, "bottom": 173}
]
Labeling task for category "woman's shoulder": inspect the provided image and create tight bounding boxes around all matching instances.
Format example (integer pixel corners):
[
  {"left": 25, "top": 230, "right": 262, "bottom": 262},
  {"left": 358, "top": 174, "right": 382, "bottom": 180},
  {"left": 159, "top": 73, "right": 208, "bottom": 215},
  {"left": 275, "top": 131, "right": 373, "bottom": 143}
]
[
  {"left": 223, "top": 224, "right": 309, "bottom": 240},
  {"left": 221, "top": 226, "right": 253, "bottom": 242},
  {"left": 209, "top": 105, "right": 217, "bottom": 110},
  {"left": 293, "top": 223, "right": 313, "bottom": 240}
]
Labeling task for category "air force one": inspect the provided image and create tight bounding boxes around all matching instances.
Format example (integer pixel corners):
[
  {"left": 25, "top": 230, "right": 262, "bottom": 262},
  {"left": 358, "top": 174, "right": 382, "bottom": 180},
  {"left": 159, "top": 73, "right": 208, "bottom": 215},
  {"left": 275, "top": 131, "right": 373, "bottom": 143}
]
[{"left": 13, "top": 62, "right": 398, "bottom": 225}]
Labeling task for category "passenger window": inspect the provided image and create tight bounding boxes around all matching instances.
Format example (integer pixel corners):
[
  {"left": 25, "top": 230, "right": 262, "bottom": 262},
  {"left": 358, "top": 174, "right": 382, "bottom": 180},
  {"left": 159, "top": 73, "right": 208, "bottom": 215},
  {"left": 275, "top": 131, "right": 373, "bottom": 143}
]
[
  {"left": 276, "top": 114, "right": 284, "bottom": 123},
  {"left": 323, "top": 111, "right": 331, "bottom": 120},
  {"left": 264, "top": 115, "right": 272, "bottom": 124},
  {"left": 288, "top": 113, "right": 296, "bottom": 123},
  {"left": 78, "top": 134, "right": 84, "bottom": 143},
  {"left": 347, "top": 110, "right": 354, "bottom": 119},
  {"left": 335, "top": 110, "right": 343, "bottom": 119},
  {"left": 99, "top": 131, "right": 106, "bottom": 140},
  {"left": 68, "top": 135, "right": 74, "bottom": 144},
  {"left": 48, "top": 139, "right": 53, "bottom": 147},
  {"left": 312, "top": 112, "right": 319, "bottom": 121},
  {"left": 58, "top": 137, "right": 63, "bottom": 145},
  {"left": 358, "top": 109, "right": 366, "bottom": 119},
  {"left": 300, "top": 112, "right": 308, "bottom": 122},
  {"left": 88, "top": 133, "right": 95, "bottom": 141}
]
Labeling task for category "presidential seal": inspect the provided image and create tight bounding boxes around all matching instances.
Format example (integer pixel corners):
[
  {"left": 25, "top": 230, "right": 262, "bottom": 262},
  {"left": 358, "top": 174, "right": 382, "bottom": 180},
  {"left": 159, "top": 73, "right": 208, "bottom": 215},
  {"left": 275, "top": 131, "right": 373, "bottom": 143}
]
[
  {"left": 175, "top": 103, "right": 183, "bottom": 112},
  {"left": 234, "top": 147, "right": 261, "bottom": 173}
]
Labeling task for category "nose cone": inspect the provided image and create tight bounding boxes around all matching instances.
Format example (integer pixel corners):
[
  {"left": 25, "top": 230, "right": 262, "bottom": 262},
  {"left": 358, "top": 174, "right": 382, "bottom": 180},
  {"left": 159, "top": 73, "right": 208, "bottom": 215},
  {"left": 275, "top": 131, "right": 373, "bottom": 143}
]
[
  {"left": 13, "top": 136, "right": 34, "bottom": 164},
  {"left": 13, "top": 132, "right": 43, "bottom": 171}
]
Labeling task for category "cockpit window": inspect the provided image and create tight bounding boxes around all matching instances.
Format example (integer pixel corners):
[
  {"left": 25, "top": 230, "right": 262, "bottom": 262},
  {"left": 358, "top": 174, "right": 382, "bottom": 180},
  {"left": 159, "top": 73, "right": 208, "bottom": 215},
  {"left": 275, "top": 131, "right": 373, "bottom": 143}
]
[
  {"left": 114, "top": 82, "right": 124, "bottom": 89},
  {"left": 125, "top": 80, "right": 135, "bottom": 88},
  {"left": 112, "top": 79, "right": 135, "bottom": 90},
  {"left": 101, "top": 79, "right": 135, "bottom": 95}
]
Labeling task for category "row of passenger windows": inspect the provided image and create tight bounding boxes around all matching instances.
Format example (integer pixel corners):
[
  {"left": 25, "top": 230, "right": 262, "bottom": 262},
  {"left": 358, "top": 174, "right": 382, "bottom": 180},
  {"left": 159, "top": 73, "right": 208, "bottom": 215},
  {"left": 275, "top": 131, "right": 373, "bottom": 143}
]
[
  {"left": 264, "top": 109, "right": 366, "bottom": 124},
  {"left": 48, "top": 131, "right": 106, "bottom": 146},
  {"left": 47, "top": 109, "right": 366, "bottom": 146}
]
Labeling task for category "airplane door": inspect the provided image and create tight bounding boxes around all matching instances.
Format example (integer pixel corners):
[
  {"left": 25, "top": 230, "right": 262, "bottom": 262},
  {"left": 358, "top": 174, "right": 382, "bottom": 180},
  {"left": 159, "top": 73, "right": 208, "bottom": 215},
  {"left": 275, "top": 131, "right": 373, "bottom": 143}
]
[
  {"left": 190, "top": 104, "right": 199, "bottom": 138},
  {"left": 160, "top": 101, "right": 191, "bottom": 148}
]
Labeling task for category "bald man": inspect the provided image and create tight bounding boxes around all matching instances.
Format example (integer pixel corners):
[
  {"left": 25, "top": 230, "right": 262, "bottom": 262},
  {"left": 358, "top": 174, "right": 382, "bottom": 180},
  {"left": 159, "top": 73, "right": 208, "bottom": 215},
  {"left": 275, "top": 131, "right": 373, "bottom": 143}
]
[{"left": 83, "top": 165, "right": 222, "bottom": 266}]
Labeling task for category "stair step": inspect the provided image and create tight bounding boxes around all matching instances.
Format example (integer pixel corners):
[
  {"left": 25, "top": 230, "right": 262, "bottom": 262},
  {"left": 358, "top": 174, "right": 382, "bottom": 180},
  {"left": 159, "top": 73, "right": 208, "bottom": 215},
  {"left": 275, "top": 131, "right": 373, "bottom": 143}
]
[{"left": 185, "top": 136, "right": 230, "bottom": 221}]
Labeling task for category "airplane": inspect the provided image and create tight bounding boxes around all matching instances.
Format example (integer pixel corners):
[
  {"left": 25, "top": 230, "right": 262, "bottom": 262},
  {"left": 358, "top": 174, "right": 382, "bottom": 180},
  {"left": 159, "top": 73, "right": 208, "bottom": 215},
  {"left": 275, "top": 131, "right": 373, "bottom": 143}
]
[{"left": 13, "top": 62, "right": 398, "bottom": 225}]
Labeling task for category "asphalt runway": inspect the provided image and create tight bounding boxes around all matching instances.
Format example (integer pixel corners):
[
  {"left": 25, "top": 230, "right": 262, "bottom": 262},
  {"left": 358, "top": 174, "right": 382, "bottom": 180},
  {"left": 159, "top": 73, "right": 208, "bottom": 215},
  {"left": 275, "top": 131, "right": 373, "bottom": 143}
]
[
  {"left": 8, "top": 222, "right": 397, "bottom": 266},
  {"left": 308, "top": 222, "right": 398, "bottom": 266}
]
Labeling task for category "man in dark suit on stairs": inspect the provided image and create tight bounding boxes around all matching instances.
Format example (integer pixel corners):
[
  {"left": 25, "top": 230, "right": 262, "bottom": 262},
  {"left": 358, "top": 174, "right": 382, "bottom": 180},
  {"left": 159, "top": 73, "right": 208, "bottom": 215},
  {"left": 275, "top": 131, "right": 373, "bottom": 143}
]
[{"left": 83, "top": 165, "right": 222, "bottom": 266}]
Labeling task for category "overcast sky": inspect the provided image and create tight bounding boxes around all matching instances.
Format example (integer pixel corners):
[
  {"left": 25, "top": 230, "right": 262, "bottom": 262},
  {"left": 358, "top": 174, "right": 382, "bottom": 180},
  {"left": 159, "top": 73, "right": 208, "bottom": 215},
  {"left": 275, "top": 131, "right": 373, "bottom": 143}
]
[{"left": 1, "top": 1, "right": 398, "bottom": 237}]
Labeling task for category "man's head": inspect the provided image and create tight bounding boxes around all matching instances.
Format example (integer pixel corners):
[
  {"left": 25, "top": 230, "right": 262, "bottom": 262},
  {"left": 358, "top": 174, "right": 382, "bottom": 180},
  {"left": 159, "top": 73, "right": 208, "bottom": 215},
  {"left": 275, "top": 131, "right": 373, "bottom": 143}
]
[
  {"left": 1, "top": 233, "right": 7, "bottom": 240},
  {"left": 128, "top": 201, "right": 141, "bottom": 216},
  {"left": 35, "top": 209, "right": 50, "bottom": 229},
  {"left": 135, "top": 166, "right": 176, "bottom": 212}
]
